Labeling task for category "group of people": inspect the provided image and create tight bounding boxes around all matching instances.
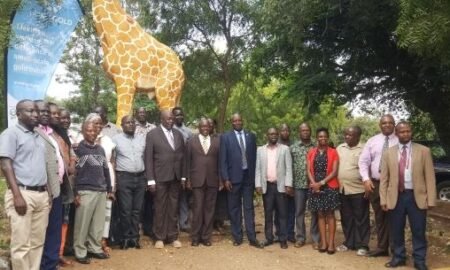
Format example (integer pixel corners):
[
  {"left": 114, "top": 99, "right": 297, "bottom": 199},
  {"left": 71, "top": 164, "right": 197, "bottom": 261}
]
[{"left": 0, "top": 99, "right": 437, "bottom": 270}]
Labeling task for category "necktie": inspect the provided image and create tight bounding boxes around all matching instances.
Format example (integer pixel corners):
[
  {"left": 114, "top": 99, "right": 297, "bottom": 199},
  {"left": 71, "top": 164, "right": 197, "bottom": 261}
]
[
  {"left": 379, "top": 136, "right": 389, "bottom": 172},
  {"left": 201, "top": 136, "right": 209, "bottom": 154},
  {"left": 238, "top": 131, "right": 248, "bottom": 169},
  {"left": 167, "top": 130, "right": 175, "bottom": 149},
  {"left": 398, "top": 145, "right": 407, "bottom": 192}
]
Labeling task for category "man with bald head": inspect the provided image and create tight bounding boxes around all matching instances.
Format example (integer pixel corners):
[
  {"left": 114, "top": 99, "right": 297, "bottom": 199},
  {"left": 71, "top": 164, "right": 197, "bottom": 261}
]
[
  {"left": 256, "top": 127, "right": 293, "bottom": 249},
  {"left": 220, "top": 113, "right": 263, "bottom": 248},
  {"left": 359, "top": 114, "right": 398, "bottom": 257},
  {"left": 380, "top": 121, "right": 435, "bottom": 270},
  {"left": 112, "top": 116, "right": 146, "bottom": 249},
  {"left": 290, "top": 122, "right": 319, "bottom": 248},
  {"left": 134, "top": 107, "right": 156, "bottom": 238},
  {"left": 145, "top": 110, "right": 186, "bottom": 249},
  {"left": 186, "top": 118, "right": 221, "bottom": 246},
  {"left": 0, "top": 100, "right": 49, "bottom": 270},
  {"left": 337, "top": 126, "right": 369, "bottom": 256}
]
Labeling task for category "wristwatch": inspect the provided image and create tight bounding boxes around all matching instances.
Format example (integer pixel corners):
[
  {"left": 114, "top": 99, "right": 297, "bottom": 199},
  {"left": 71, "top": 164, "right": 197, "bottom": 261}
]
[{"left": 320, "top": 180, "right": 326, "bottom": 186}]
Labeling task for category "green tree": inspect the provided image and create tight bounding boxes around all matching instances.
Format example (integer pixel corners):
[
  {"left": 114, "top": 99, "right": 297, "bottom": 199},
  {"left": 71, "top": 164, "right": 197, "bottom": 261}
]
[
  {"left": 397, "top": 0, "right": 450, "bottom": 64},
  {"left": 0, "top": 0, "right": 21, "bottom": 130},
  {"left": 148, "top": 0, "right": 257, "bottom": 132},
  {"left": 256, "top": 0, "right": 450, "bottom": 151}
]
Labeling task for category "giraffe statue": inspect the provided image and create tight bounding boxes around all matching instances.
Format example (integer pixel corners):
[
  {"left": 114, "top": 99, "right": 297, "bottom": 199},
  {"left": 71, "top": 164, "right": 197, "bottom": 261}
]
[{"left": 92, "top": 0, "right": 185, "bottom": 125}]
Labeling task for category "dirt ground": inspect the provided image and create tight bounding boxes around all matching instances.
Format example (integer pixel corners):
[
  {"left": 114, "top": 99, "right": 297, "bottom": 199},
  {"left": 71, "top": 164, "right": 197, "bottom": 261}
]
[{"left": 69, "top": 204, "right": 450, "bottom": 270}]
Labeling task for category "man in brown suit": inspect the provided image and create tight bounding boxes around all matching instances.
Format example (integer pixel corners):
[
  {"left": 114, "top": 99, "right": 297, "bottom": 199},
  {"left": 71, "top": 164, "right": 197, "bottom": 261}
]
[
  {"left": 145, "top": 110, "right": 186, "bottom": 249},
  {"left": 380, "top": 121, "right": 436, "bottom": 270},
  {"left": 186, "top": 118, "right": 221, "bottom": 247}
]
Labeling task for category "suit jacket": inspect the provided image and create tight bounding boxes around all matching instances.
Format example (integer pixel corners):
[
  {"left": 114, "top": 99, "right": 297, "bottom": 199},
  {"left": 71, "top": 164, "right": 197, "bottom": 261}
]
[
  {"left": 255, "top": 143, "right": 293, "bottom": 194},
  {"left": 219, "top": 129, "right": 257, "bottom": 184},
  {"left": 186, "top": 134, "right": 220, "bottom": 188},
  {"left": 380, "top": 142, "right": 437, "bottom": 210},
  {"left": 145, "top": 125, "right": 186, "bottom": 182},
  {"left": 35, "top": 128, "right": 60, "bottom": 199}
]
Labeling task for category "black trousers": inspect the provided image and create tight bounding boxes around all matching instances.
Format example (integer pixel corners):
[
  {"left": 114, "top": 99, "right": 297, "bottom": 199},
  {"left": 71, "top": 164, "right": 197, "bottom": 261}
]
[
  {"left": 370, "top": 180, "right": 390, "bottom": 252},
  {"left": 141, "top": 190, "right": 154, "bottom": 237},
  {"left": 263, "top": 182, "right": 288, "bottom": 242},
  {"left": 116, "top": 171, "right": 146, "bottom": 241},
  {"left": 154, "top": 180, "right": 181, "bottom": 242},
  {"left": 340, "top": 192, "right": 370, "bottom": 249}
]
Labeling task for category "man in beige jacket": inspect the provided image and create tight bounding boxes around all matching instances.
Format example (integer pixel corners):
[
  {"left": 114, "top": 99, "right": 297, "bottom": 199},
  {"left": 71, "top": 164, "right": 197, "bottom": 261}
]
[{"left": 380, "top": 121, "right": 436, "bottom": 270}]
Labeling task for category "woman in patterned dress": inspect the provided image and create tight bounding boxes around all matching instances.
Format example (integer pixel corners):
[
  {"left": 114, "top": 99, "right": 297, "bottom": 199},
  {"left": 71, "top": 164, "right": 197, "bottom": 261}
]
[{"left": 307, "top": 128, "right": 340, "bottom": 254}]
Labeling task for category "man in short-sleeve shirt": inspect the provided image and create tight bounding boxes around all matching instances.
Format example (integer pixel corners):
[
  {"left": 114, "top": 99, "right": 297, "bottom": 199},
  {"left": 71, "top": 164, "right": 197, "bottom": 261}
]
[{"left": 0, "top": 100, "right": 50, "bottom": 270}]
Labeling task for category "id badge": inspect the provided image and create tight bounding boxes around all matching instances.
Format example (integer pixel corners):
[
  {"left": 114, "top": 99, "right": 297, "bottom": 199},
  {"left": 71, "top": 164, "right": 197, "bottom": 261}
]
[{"left": 404, "top": 168, "right": 412, "bottom": 183}]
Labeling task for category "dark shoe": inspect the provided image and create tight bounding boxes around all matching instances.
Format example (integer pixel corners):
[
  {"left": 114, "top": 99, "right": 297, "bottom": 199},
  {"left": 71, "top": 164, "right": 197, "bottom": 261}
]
[
  {"left": 327, "top": 249, "right": 336, "bottom": 255},
  {"left": 201, "top": 240, "right": 212, "bottom": 246},
  {"left": 88, "top": 252, "right": 109, "bottom": 259},
  {"left": 287, "top": 237, "right": 296, "bottom": 243},
  {"left": 191, "top": 241, "right": 200, "bottom": 247},
  {"left": 132, "top": 239, "right": 141, "bottom": 249},
  {"left": 249, "top": 240, "right": 264, "bottom": 249},
  {"left": 75, "top": 256, "right": 91, "bottom": 264},
  {"left": 318, "top": 243, "right": 328, "bottom": 253},
  {"left": 120, "top": 239, "right": 129, "bottom": 250},
  {"left": 280, "top": 241, "right": 288, "bottom": 249},
  {"left": 368, "top": 250, "right": 390, "bottom": 257},
  {"left": 262, "top": 240, "right": 274, "bottom": 247},
  {"left": 414, "top": 263, "right": 428, "bottom": 270},
  {"left": 384, "top": 260, "right": 406, "bottom": 268},
  {"left": 233, "top": 240, "right": 242, "bottom": 246}
]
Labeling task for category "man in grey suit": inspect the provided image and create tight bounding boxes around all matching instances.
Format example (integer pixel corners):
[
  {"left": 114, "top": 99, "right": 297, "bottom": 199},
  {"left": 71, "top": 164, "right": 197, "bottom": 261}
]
[
  {"left": 186, "top": 118, "right": 221, "bottom": 247},
  {"left": 255, "top": 127, "right": 293, "bottom": 249},
  {"left": 145, "top": 110, "right": 186, "bottom": 249}
]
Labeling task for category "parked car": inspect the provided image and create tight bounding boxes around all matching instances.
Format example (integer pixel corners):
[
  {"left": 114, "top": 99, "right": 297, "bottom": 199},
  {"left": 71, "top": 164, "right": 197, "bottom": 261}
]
[{"left": 415, "top": 141, "right": 450, "bottom": 201}]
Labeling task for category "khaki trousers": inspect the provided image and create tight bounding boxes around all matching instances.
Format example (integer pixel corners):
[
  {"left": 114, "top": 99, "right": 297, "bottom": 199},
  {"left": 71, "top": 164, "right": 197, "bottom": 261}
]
[
  {"left": 73, "top": 190, "right": 106, "bottom": 258},
  {"left": 5, "top": 189, "right": 50, "bottom": 270}
]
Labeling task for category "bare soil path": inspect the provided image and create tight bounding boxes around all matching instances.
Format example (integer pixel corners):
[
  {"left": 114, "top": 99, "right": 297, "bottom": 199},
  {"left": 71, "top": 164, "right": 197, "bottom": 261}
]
[{"left": 70, "top": 204, "right": 450, "bottom": 270}]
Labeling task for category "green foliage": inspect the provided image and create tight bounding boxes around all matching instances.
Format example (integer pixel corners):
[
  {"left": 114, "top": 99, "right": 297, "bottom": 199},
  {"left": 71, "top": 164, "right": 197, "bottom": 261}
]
[
  {"left": 224, "top": 72, "right": 377, "bottom": 145},
  {"left": 397, "top": 0, "right": 450, "bottom": 64},
  {"left": 133, "top": 93, "right": 159, "bottom": 124},
  {"left": 255, "top": 0, "right": 450, "bottom": 152},
  {"left": 0, "top": 0, "right": 21, "bottom": 131},
  {"left": 148, "top": 0, "right": 257, "bottom": 131}
]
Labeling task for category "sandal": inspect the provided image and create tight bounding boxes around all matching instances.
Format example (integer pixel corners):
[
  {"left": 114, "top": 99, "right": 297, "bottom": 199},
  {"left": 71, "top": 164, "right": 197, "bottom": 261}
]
[
  {"left": 59, "top": 257, "right": 74, "bottom": 267},
  {"left": 102, "top": 239, "right": 112, "bottom": 256}
]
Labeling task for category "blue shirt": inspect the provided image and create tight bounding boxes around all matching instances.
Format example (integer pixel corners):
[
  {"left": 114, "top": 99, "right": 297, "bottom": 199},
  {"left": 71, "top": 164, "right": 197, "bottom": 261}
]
[{"left": 0, "top": 124, "right": 47, "bottom": 186}]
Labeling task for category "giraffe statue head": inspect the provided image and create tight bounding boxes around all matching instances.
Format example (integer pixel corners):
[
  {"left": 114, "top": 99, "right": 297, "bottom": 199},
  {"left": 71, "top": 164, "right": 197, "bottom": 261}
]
[{"left": 92, "top": 0, "right": 185, "bottom": 125}]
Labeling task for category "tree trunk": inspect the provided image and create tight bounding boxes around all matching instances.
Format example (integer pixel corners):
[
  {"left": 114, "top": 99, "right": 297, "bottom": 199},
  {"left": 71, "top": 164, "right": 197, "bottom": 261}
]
[{"left": 217, "top": 66, "right": 232, "bottom": 133}]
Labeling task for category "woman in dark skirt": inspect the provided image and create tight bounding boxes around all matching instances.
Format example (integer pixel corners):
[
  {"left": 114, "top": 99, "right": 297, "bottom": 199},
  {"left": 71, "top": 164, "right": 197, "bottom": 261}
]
[{"left": 307, "top": 127, "right": 340, "bottom": 254}]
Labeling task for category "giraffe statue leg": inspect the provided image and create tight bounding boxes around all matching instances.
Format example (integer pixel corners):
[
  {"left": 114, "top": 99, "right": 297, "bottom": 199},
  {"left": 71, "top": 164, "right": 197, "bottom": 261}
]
[
  {"left": 154, "top": 80, "right": 178, "bottom": 111},
  {"left": 115, "top": 80, "right": 136, "bottom": 125}
]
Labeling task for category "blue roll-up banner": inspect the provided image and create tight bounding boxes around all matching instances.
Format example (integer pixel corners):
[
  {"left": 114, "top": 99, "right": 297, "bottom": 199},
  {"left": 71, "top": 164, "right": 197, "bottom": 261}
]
[{"left": 6, "top": 0, "right": 83, "bottom": 126}]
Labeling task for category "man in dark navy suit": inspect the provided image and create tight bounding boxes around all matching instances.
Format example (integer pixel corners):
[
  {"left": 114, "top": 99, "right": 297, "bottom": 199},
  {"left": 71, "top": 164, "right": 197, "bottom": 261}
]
[{"left": 220, "top": 113, "right": 263, "bottom": 248}]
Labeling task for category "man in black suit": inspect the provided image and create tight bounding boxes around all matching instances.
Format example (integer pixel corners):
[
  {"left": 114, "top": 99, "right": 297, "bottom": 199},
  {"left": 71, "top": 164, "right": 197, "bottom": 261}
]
[
  {"left": 186, "top": 118, "right": 221, "bottom": 247},
  {"left": 219, "top": 113, "right": 263, "bottom": 248},
  {"left": 145, "top": 110, "right": 186, "bottom": 249}
]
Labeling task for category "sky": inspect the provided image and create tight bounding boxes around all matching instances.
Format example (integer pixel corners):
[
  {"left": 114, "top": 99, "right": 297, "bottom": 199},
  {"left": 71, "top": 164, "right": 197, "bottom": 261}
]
[{"left": 46, "top": 63, "right": 75, "bottom": 100}]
